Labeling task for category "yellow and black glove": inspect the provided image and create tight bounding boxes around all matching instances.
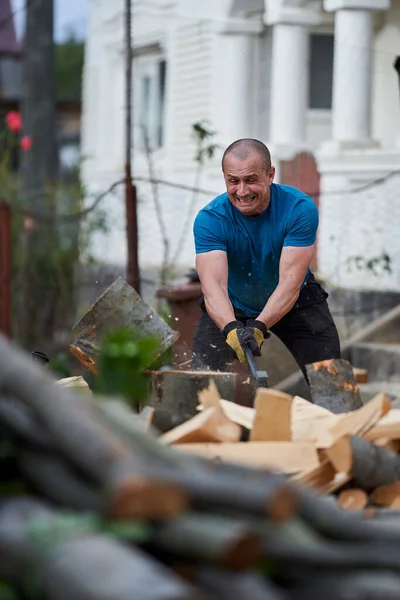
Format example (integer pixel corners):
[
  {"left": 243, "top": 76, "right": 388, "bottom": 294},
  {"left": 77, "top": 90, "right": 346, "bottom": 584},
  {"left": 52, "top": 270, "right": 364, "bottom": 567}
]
[{"left": 223, "top": 320, "right": 269, "bottom": 364}]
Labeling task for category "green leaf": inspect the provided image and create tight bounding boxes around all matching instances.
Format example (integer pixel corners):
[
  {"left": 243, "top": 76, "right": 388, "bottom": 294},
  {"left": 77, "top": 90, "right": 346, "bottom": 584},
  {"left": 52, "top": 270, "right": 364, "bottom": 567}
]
[{"left": 94, "top": 327, "right": 161, "bottom": 405}]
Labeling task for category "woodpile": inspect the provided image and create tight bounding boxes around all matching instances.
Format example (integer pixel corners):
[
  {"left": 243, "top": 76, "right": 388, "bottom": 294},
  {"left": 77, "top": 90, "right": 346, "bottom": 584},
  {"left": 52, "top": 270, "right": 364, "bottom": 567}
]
[{"left": 3, "top": 338, "right": 400, "bottom": 599}]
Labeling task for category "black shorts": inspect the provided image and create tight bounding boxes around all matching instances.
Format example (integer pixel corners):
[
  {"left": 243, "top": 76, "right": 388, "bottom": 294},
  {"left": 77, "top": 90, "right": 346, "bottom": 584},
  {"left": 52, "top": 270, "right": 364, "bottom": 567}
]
[{"left": 191, "top": 273, "right": 341, "bottom": 378}]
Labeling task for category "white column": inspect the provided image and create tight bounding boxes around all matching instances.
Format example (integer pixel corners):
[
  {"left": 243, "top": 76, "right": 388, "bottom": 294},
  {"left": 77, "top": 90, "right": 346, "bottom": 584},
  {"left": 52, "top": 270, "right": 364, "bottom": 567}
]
[
  {"left": 213, "top": 19, "right": 263, "bottom": 144},
  {"left": 332, "top": 10, "right": 373, "bottom": 143},
  {"left": 218, "top": 33, "right": 254, "bottom": 140},
  {"left": 324, "top": 0, "right": 390, "bottom": 147},
  {"left": 269, "top": 23, "right": 310, "bottom": 146},
  {"left": 264, "top": 1, "right": 324, "bottom": 152}
]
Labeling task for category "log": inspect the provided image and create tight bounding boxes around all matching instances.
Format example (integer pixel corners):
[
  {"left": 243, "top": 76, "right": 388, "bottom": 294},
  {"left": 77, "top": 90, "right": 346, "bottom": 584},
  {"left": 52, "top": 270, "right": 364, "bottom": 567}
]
[
  {"left": 0, "top": 498, "right": 206, "bottom": 600},
  {"left": 306, "top": 358, "right": 363, "bottom": 413},
  {"left": 160, "top": 407, "right": 241, "bottom": 445},
  {"left": 152, "top": 512, "right": 262, "bottom": 570},
  {"left": 349, "top": 435, "right": 400, "bottom": 491},
  {"left": 0, "top": 395, "right": 54, "bottom": 450},
  {"left": 195, "top": 567, "right": 285, "bottom": 600},
  {"left": 370, "top": 482, "right": 400, "bottom": 507},
  {"left": 69, "top": 277, "right": 180, "bottom": 373},
  {"left": 291, "top": 573, "right": 400, "bottom": 600},
  {"left": 88, "top": 399, "right": 298, "bottom": 521},
  {"left": 337, "top": 489, "right": 368, "bottom": 511},
  {"left": 0, "top": 335, "right": 187, "bottom": 520},
  {"left": 250, "top": 389, "right": 292, "bottom": 442},
  {"left": 146, "top": 370, "right": 237, "bottom": 426},
  {"left": 176, "top": 441, "right": 320, "bottom": 474},
  {"left": 18, "top": 448, "right": 106, "bottom": 512}
]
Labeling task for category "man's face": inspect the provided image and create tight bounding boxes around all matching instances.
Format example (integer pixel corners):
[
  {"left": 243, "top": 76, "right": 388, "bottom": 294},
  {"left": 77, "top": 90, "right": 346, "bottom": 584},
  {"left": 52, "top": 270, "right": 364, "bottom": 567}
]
[{"left": 223, "top": 153, "right": 275, "bottom": 216}]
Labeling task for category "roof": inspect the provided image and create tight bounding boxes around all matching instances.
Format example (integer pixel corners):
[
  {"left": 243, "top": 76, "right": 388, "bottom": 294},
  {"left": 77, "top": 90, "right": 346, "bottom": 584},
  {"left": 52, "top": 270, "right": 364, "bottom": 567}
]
[{"left": 0, "top": 0, "right": 20, "bottom": 56}]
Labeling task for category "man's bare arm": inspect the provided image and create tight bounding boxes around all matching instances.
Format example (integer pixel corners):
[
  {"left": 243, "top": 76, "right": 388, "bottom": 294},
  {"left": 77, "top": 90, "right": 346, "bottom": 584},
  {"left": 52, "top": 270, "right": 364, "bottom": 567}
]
[
  {"left": 257, "top": 245, "right": 315, "bottom": 329},
  {"left": 196, "top": 250, "right": 236, "bottom": 329}
]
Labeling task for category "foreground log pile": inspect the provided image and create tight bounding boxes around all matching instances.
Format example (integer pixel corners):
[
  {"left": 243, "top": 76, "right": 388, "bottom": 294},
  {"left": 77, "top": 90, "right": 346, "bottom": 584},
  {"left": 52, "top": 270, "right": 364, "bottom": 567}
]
[{"left": 3, "top": 339, "right": 400, "bottom": 599}]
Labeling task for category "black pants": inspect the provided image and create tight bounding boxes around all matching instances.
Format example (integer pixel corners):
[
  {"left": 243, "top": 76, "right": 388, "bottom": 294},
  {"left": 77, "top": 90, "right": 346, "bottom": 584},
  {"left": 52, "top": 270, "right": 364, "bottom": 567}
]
[{"left": 191, "top": 274, "right": 341, "bottom": 380}]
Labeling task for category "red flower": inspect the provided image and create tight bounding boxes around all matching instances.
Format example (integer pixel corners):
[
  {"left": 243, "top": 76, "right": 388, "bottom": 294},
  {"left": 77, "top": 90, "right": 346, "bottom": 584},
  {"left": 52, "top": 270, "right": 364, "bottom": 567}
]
[
  {"left": 24, "top": 218, "right": 34, "bottom": 230},
  {"left": 20, "top": 135, "right": 32, "bottom": 152},
  {"left": 5, "top": 111, "right": 22, "bottom": 133}
]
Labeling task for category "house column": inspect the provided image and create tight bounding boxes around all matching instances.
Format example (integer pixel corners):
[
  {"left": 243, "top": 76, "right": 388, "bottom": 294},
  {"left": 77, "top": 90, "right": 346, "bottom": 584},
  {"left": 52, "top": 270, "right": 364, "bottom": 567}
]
[
  {"left": 324, "top": 0, "right": 390, "bottom": 147},
  {"left": 213, "top": 18, "right": 263, "bottom": 144},
  {"left": 265, "top": 2, "right": 323, "bottom": 150}
]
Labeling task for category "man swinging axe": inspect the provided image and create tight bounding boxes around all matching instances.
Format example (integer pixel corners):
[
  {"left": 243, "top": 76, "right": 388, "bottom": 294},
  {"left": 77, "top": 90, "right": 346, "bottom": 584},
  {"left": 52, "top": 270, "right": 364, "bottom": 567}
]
[{"left": 191, "top": 139, "right": 341, "bottom": 384}]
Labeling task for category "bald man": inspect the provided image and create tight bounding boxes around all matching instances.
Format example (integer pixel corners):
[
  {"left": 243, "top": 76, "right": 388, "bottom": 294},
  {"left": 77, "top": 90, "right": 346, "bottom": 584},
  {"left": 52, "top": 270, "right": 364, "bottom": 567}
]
[{"left": 191, "top": 138, "right": 340, "bottom": 381}]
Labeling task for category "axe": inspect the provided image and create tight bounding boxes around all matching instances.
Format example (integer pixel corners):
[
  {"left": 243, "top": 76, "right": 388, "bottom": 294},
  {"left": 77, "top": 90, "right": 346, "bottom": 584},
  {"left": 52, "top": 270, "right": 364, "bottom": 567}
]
[{"left": 244, "top": 346, "right": 268, "bottom": 389}]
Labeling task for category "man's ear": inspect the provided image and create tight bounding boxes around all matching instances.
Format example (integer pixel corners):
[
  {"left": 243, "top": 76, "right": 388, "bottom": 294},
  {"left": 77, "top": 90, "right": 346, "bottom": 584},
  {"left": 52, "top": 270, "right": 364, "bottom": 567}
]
[{"left": 268, "top": 167, "right": 276, "bottom": 184}]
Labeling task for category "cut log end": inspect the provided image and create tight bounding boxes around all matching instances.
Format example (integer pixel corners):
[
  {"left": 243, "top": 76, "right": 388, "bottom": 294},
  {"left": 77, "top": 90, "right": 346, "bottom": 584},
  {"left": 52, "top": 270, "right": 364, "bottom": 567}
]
[
  {"left": 338, "top": 488, "right": 368, "bottom": 511},
  {"left": 108, "top": 478, "right": 188, "bottom": 520},
  {"left": 69, "top": 344, "right": 97, "bottom": 374},
  {"left": 224, "top": 533, "right": 263, "bottom": 571},
  {"left": 267, "top": 486, "right": 298, "bottom": 522}
]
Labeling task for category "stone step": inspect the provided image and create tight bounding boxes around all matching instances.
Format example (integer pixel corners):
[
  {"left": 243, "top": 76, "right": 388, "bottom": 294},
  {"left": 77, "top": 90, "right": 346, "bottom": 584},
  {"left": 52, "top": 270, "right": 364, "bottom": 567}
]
[
  {"left": 349, "top": 343, "right": 400, "bottom": 383},
  {"left": 358, "top": 381, "right": 400, "bottom": 408}
]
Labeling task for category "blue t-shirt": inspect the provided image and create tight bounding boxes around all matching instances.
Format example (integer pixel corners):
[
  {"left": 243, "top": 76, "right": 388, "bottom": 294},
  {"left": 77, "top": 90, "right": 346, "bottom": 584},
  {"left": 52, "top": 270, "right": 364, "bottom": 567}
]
[{"left": 193, "top": 183, "right": 319, "bottom": 316}]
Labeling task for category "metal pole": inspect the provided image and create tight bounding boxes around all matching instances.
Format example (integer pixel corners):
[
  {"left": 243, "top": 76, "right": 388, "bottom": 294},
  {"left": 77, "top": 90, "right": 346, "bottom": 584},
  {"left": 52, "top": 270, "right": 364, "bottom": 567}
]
[
  {"left": 0, "top": 201, "right": 12, "bottom": 338},
  {"left": 125, "top": 0, "right": 140, "bottom": 293}
]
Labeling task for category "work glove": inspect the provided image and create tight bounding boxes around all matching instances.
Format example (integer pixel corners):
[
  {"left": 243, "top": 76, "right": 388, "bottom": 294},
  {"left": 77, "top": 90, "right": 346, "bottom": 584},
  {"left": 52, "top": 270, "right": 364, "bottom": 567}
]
[{"left": 223, "top": 320, "right": 269, "bottom": 364}]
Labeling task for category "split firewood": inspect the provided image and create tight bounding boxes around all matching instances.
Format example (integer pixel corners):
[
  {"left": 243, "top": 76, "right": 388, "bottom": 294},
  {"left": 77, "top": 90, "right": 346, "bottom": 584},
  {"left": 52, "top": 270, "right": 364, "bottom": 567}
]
[
  {"left": 338, "top": 489, "right": 368, "bottom": 511},
  {"left": 69, "top": 276, "right": 179, "bottom": 374},
  {"left": 363, "top": 408, "right": 400, "bottom": 442},
  {"left": 160, "top": 407, "right": 241, "bottom": 445},
  {"left": 83, "top": 395, "right": 298, "bottom": 521},
  {"left": 292, "top": 460, "right": 346, "bottom": 494},
  {"left": 250, "top": 389, "right": 292, "bottom": 442},
  {"left": 314, "top": 392, "right": 391, "bottom": 449},
  {"left": 198, "top": 398, "right": 254, "bottom": 431},
  {"left": 56, "top": 375, "right": 91, "bottom": 393},
  {"left": 176, "top": 441, "right": 320, "bottom": 474},
  {"left": 306, "top": 358, "right": 363, "bottom": 413}
]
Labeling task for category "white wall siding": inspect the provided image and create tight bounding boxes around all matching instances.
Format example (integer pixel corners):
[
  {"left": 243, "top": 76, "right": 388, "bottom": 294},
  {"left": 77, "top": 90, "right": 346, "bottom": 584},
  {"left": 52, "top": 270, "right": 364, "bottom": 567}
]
[{"left": 169, "top": 21, "right": 216, "bottom": 170}]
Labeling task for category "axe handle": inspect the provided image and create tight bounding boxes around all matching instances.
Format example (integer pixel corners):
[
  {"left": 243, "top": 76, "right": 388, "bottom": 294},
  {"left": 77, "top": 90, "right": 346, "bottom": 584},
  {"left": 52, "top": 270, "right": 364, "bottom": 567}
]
[{"left": 244, "top": 347, "right": 260, "bottom": 384}]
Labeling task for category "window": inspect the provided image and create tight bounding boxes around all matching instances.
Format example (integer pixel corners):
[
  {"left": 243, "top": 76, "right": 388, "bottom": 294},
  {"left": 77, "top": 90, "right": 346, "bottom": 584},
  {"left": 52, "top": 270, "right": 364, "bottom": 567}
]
[
  {"left": 308, "top": 34, "right": 334, "bottom": 110},
  {"left": 134, "top": 53, "right": 166, "bottom": 152}
]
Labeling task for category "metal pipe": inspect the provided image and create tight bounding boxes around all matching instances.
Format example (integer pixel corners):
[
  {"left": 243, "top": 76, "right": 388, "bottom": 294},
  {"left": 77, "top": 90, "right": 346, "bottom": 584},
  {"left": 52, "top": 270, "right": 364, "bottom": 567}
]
[
  {"left": 0, "top": 201, "right": 12, "bottom": 338},
  {"left": 125, "top": 0, "right": 140, "bottom": 294}
]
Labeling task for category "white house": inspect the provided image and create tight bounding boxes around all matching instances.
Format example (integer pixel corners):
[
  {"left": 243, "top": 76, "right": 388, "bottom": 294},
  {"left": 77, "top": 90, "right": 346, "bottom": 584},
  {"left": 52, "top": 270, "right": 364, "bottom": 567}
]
[{"left": 81, "top": 0, "right": 400, "bottom": 294}]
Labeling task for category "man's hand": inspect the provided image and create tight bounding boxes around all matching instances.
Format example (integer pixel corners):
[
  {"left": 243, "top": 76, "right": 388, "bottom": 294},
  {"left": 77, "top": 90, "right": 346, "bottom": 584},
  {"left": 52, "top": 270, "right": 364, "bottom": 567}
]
[{"left": 223, "top": 320, "right": 269, "bottom": 364}]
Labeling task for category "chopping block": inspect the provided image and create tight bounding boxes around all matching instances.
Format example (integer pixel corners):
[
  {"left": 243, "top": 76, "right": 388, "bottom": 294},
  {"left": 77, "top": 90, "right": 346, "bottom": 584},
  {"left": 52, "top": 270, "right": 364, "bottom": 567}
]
[
  {"left": 70, "top": 277, "right": 179, "bottom": 373},
  {"left": 144, "top": 369, "right": 237, "bottom": 433}
]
